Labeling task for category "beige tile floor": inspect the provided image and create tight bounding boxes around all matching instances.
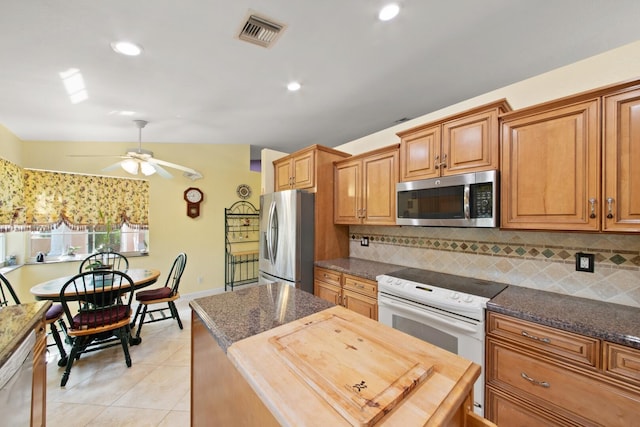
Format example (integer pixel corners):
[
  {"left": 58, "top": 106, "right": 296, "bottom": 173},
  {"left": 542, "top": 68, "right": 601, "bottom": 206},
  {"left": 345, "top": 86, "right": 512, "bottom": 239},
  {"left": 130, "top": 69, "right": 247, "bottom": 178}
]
[{"left": 44, "top": 298, "right": 193, "bottom": 427}]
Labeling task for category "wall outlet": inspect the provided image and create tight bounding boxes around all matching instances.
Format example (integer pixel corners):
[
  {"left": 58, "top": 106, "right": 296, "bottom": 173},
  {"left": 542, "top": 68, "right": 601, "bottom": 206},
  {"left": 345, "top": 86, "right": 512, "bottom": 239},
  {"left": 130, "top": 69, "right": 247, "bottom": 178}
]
[
  {"left": 575, "top": 252, "right": 595, "bottom": 273},
  {"left": 360, "top": 236, "right": 369, "bottom": 247}
]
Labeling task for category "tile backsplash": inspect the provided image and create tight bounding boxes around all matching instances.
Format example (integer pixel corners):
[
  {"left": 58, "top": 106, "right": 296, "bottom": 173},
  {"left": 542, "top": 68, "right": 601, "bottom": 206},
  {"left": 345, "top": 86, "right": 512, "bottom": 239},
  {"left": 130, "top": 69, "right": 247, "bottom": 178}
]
[{"left": 349, "top": 225, "right": 640, "bottom": 308}]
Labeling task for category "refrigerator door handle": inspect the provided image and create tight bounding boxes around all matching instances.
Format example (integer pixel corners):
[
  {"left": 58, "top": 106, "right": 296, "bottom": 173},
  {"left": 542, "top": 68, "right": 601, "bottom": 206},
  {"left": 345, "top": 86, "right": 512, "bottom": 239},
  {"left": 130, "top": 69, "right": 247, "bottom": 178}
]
[{"left": 266, "top": 200, "right": 277, "bottom": 265}]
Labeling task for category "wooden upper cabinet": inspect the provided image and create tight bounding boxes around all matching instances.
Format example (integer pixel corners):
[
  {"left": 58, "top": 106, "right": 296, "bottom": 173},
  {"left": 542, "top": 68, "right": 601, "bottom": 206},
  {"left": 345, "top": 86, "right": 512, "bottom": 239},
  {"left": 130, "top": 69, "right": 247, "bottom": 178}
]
[
  {"left": 398, "top": 100, "right": 510, "bottom": 182},
  {"left": 500, "top": 78, "right": 640, "bottom": 233},
  {"left": 501, "top": 99, "right": 601, "bottom": 231},
  {"left": 603, "top": 87, "right": 640, "bottom": 232},
  {"left": 334, "top": 145, "right": 399, "bottom": 225},
  {"left": 274, "top": 147, "right": 315, "bottom": 191},
  {"left": 399, "top": 124, "right": 440, "bottom": 180},
  {"left": 334, "top": 158, "right": 361, "bottom": 224}
]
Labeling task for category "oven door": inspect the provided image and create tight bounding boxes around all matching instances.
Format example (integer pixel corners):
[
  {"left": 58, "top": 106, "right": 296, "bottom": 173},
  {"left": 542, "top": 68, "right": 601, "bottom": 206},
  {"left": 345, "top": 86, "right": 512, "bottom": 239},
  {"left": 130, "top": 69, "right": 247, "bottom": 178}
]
[{"left": 378, "top": 293, "right": 485, "bottom": 415}]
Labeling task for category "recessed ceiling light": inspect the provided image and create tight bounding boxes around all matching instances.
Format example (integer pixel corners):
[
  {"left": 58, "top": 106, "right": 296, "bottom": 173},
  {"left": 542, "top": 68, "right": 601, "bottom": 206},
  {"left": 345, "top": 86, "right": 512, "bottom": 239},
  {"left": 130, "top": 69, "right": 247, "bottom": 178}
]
[
  {"left": 379, "top": 3, "right": 400, "bottom": 21},
  {"left": 287, "top": 81, "right": 301, "bottom": 91},
  {"left": 111, "top": 41, "right": 143, "bottom": 56}
]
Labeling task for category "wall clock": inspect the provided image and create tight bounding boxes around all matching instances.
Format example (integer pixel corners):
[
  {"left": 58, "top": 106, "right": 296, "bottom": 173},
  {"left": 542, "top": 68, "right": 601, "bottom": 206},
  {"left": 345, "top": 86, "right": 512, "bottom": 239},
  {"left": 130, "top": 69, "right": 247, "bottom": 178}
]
[
  {"left": 184, "top": 187, "right": 204, "bottom": 218},
  {"left": 236, "top": 184, "right": 252, "bottom": 200}
]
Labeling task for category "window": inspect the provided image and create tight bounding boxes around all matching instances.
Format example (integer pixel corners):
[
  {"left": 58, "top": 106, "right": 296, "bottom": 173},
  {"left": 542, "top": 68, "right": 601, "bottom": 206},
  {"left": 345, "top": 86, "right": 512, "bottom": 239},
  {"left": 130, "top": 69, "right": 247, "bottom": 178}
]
[
  {"left": 29, "top": 224, "right": 148, "bottom": 258},
  {"left": 0, "top": 233, "right": 5, "bottom": 265}
]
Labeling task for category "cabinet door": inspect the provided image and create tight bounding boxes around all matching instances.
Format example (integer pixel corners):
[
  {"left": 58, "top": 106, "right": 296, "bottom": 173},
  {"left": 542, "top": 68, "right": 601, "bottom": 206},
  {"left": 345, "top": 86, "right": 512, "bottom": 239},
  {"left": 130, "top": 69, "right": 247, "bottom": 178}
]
[
  {"left": 362, "top": 149, "right": 399, "bottom": 225},
  {"left": 274, "top": 158, "right": 293, "bottom": 191},
  {"left": 603, "top": 88, "right": 640, "bottom": 232},
  {"left": 486, "top": 387, "right": 571, "bottom": 427},
  {"left": 314, "top": 280, "right": 341, "bottom": 305},
  {"left": 291, "top": 150, "right": 315, "bottom": 189},
  {"left": 501, "top": 100, "right": 600, "bottom": 230},
  {"left": 399, "top": 125, "right": 441, "bottom": 181},
  {"left": 334, "top": 159, "right": 362, "bottom": 224},
  {"left": 31, "top": 320, "right": 46, "bottom": 427},
  {"left": 343, "top": 288, "right": 378, "bottom": 320},
  {"left": 442, "top": 109, "right": 500, "bottom": 176}
]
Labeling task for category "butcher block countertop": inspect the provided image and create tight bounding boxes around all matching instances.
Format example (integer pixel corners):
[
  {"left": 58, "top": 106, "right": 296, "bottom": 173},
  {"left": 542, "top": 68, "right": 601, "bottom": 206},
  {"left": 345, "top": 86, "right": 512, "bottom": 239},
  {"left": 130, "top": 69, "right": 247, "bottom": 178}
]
[
  {"left": 190, "top": 284, "right": 483, "bottom": 426},
  {"left": 227, "top": 304, "right": 480, "bottom": 426}
]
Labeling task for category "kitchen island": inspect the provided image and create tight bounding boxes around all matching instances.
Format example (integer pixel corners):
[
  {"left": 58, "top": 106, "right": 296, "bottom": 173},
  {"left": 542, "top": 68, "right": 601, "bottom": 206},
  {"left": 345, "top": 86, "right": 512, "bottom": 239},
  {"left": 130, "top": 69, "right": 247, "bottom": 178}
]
[{"left": 190, "top": 283, "right": 486, "bottom": 426}]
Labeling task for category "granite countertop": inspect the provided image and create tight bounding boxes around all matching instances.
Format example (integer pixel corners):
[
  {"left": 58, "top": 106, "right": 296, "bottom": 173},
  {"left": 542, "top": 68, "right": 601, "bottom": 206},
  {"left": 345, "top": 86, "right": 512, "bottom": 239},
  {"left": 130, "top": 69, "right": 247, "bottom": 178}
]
[
  {"left": 488, "top": 286, "right": 640, "bottom": 350},
  {"left": 315, "top": 257, "right": 405, "bottom": 281},
  {"left": 0, "top": 301, "right": 51, "bottom": 366},
  {"left": 190, "top": 283, "right": 334, "bottom": 353}
]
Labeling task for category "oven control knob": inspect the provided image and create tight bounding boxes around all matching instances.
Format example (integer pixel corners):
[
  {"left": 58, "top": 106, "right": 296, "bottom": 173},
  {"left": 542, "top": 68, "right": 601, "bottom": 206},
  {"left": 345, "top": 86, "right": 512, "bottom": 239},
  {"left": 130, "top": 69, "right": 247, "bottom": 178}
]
[
  {"left": 451, "top": 292, "right": 460, "bottom": 300},
  {"left": 463, "top": 295, "right": 474, "bottom": 303}
]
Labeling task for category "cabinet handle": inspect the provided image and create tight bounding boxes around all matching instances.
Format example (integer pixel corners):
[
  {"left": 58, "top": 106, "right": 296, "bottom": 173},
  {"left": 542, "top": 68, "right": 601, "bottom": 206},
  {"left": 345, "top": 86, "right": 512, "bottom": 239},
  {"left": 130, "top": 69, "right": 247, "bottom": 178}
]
[
  {"left": 361, "top": 208, "right": 366, "bottom": 218},
  {"left": 521, "top": 372, "right": 550, "bottom": 388},
  {"left": 441, "top": 153, "right": 447, "bottom": 169},
  {"left": 521, "top": 330, "right": 551, "bottom": 343},
  {"left": 606, "top": 197, "right": 614, "bottom": 219},
  {"left": 589, "top": 198, "right": 596, "bottom": 219},
  {"left": 434, "top": 155, "right": 440, "bottom": 170}
]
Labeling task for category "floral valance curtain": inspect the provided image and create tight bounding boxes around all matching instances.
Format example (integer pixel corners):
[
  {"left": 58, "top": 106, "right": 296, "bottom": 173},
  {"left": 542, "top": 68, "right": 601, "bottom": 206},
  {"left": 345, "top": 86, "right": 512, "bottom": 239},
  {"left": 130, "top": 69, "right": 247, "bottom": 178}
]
[
  {"left": 23, "top": 169, "right": 149, "bottom": 231},
  {"left": 0, "top": 158, "right": 26, "bottom": 232},
  {"left": 0, "top": 157, "right": 149, "bottom": 231}
]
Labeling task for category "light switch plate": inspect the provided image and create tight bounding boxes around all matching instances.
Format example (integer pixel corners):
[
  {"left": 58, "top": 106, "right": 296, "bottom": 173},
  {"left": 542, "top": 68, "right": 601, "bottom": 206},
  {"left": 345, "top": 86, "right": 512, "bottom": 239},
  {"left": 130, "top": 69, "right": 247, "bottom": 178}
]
[
  {"left": 575, "top": 252, "right": 595, "bottom": 273},
  {"left": 360, "top": 236, "right": 369, "bottom": 247}
]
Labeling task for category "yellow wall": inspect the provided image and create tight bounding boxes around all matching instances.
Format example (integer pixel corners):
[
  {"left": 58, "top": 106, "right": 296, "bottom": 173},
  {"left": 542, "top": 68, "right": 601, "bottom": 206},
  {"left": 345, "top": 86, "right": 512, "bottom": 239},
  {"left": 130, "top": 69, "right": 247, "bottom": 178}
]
[
  {"left": 3, "top": 138, "right": 260, "bottom": 301},
  {"left": 0, "top": 124, "right": 23, "bottom": 164}
]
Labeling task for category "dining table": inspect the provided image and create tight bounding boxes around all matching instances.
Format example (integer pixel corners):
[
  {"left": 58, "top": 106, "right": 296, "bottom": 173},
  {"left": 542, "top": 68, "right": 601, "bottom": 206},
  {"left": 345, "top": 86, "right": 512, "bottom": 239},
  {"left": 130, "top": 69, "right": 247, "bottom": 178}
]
[
  {"left": 30, "top": 268, "right": 161, "bottom": 353},
  {"left": 30, "top": 268, "right": 161, "bottom": 302}
]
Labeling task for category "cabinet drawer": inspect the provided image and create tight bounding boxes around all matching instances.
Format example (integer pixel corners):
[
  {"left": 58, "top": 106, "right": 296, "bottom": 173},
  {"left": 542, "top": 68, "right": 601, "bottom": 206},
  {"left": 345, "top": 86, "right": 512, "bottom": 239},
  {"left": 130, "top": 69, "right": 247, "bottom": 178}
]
[
  {"left": 314, "top": 267, "right": 342, "bottom": 287},
  {"left": 604, "top": 342, "right": 640, "bottom": 386},
  {"left": 343, "top": 274, "right": 377, "bottom": 298},
  {"left": 486, "top": 387, "right": 576, "bottom": 427},
  {"left": 487, "top": 312, "right": 599, "bottom": 367},
  {"left": 487, "top": 339, "right": 640, "bottom": 426}
]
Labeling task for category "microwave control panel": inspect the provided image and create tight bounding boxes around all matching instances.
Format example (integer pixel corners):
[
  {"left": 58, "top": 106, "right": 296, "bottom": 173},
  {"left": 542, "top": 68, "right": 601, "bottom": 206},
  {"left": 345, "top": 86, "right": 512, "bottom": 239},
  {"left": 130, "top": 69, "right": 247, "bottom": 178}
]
[{"left": 471, "top": 183, "right": 493, "bottom": 218}]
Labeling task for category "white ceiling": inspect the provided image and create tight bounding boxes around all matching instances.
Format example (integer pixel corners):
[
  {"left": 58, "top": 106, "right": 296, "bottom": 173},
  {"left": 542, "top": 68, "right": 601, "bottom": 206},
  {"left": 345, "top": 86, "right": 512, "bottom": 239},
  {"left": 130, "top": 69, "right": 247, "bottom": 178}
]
[{"left": 2, "top": 1, "right": 640, "bottom": 160}]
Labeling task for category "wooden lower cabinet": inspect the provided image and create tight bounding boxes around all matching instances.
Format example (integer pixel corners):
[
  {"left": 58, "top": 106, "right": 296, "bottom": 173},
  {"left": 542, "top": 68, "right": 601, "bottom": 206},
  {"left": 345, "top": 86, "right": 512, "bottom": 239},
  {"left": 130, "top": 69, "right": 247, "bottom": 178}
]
[
  {"left": 486, "top": 312, "right": 640, "bottom": 426},
  {"left": 191, "top": 313, "right": 279, "bottom": 427},
  {"left": 314, "top": 267, "right": 378, "bottom": 320},
  {"left": 31, "top": 319, "right": 46, "bottom": 427}
]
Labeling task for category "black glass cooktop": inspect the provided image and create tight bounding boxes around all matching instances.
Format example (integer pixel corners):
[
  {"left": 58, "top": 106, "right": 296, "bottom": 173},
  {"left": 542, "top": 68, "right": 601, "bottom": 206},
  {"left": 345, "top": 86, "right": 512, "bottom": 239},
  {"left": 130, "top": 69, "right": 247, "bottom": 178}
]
[{"left": 385, "top": 267, "right": 508, "bottom": 299}]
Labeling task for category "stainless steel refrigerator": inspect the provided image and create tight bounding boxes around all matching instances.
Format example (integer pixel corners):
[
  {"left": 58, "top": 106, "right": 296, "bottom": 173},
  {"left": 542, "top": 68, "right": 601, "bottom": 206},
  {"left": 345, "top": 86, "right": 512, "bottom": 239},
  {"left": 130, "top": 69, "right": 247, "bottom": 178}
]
[{"left": 258, "top": 190, "right": 314, "bottom": 293}]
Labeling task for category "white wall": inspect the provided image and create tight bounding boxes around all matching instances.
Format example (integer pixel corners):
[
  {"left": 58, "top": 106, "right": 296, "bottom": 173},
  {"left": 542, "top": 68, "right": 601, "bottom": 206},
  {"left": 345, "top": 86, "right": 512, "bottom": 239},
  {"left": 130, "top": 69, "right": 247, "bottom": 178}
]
[{"left": 335, "top": 40, "right": 640, "bottom": 155}]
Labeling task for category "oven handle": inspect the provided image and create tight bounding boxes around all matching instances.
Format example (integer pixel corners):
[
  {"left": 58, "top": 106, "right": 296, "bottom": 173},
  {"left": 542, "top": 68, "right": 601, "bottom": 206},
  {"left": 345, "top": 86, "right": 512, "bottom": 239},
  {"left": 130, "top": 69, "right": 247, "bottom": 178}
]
[{"left": 378, "top": 297, "right": 479, "bottom": 334}]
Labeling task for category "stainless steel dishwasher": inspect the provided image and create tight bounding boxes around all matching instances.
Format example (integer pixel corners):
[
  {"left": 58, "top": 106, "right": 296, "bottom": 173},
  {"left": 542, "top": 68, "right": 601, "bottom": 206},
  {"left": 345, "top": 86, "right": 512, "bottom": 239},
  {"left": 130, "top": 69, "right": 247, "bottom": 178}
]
[{"left": 0, "top": 330, "right": 35, "bottom": 425}]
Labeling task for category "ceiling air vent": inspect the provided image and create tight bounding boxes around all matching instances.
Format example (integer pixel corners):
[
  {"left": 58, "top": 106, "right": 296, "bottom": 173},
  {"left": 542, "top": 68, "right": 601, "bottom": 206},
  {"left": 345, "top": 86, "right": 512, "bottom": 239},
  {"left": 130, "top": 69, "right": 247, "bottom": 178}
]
[{"left": 238, "top": 13, "right": 286, "bottom": 48}]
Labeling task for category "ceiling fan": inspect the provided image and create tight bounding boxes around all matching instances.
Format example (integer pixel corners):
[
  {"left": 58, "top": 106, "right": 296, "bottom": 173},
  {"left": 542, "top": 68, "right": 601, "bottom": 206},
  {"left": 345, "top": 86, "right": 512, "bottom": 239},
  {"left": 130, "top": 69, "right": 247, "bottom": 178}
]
[{"left": 73, "top": 120, "right": 202, "bottom": 180}]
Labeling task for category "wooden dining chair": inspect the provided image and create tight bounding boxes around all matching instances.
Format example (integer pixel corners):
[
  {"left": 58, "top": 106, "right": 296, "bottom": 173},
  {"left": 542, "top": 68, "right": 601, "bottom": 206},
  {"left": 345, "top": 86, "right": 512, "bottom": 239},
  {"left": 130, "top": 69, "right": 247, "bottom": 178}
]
[
  {"left": 79, "top": 251, "right": 129, "bottom": 272},
  {"left": 1, "top": 272, "right": 69, "bottom": 366},
  {"left": 58, "top": 270, "right": 136, "bottom": 386},
  {"left": 131, "top": 253, "right": 187, "bottom": 342}
]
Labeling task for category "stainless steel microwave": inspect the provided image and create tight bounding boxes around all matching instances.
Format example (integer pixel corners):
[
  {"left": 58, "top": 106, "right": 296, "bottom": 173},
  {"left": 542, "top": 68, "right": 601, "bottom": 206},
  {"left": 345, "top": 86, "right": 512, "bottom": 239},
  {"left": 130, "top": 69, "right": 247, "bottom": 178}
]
[{"left": 396, "top": 170, "right": 498, "bottom": 227}]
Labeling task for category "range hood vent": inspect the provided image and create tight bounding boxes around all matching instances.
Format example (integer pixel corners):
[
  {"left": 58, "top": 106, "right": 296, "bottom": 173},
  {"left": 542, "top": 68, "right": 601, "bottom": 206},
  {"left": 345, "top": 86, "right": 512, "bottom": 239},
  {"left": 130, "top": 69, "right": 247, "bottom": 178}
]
[{"left": 238, "top": 13, "right": 285, "bottom": 48}]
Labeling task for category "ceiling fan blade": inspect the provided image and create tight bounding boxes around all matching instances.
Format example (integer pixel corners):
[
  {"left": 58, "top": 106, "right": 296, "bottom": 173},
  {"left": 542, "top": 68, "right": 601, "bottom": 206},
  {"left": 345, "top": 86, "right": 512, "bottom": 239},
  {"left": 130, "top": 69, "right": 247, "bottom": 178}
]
[
  {"left": 149, "top": 162, "right": 173, "bottom": 179},
  {"left": 102, "top": 161, "right": 124, "bottom": 172},
  {"left": 147, "top": 157, "right": 201, "bottom": 175}
]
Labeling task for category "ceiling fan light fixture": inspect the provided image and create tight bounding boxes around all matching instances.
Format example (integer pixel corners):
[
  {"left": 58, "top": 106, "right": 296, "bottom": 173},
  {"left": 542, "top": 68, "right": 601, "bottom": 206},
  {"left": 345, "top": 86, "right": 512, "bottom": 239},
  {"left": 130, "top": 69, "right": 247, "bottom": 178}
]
[
  {"left": 140, "top": 161, "right": 156, "bottom": 176},
  {"left": 121, "top": 158, "right": 139, "bottom": 174}
]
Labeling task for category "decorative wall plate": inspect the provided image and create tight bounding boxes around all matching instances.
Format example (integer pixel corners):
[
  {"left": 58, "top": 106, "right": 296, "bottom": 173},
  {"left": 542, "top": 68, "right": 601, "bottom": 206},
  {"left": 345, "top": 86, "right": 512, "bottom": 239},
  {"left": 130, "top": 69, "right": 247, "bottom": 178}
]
[{"left": 236, "top": 184, "right": 252, "bottom": 199}]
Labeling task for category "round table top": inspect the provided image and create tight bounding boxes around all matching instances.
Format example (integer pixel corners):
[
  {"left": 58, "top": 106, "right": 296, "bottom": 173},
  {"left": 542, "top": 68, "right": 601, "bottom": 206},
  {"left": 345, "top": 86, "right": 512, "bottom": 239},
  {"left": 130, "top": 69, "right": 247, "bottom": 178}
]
[{"left": 30, "top": 268, "right": 161, "bottom": 301}]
